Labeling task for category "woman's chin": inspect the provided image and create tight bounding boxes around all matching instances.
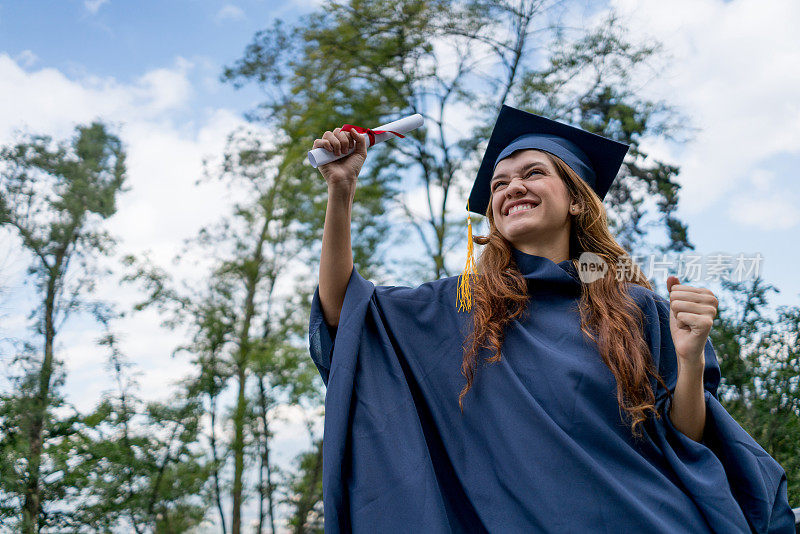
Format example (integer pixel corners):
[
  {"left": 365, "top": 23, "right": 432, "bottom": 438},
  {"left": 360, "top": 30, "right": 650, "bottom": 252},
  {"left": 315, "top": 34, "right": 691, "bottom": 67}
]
[{"left": 501, "top": 219, "right": 545, "bottom": 237}]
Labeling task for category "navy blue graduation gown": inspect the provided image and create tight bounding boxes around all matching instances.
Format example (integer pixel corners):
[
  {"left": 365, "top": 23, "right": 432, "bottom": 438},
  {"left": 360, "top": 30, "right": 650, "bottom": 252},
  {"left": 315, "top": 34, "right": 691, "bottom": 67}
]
[{"left": 308, "top": 248, "right": 794, "bottom": 533}]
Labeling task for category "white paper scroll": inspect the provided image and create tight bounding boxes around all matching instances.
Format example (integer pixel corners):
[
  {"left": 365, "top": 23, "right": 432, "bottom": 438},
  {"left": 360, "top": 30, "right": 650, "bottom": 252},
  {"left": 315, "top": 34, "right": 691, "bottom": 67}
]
[{"left": 307, "top": 113, "right": 424, "bottom": 168}]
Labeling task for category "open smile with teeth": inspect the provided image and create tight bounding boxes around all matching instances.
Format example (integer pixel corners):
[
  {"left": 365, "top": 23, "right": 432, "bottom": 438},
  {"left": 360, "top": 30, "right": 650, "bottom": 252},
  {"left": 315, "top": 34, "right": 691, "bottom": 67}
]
[{"left": 505, "top": 202, "right": 539, "bottom": 216}]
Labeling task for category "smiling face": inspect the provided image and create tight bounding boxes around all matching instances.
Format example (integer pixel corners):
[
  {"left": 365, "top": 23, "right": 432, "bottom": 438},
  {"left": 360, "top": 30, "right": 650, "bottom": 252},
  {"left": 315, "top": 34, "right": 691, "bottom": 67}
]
[{"left": 489, "top": 149, "right": 577, "bottom": 257}]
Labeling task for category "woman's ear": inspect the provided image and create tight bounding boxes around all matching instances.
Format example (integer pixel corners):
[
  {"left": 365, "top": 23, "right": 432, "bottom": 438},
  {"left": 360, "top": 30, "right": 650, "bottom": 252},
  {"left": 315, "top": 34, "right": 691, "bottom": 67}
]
[{"left": 570, "top": 204, "right": 581, "bottom": 214}]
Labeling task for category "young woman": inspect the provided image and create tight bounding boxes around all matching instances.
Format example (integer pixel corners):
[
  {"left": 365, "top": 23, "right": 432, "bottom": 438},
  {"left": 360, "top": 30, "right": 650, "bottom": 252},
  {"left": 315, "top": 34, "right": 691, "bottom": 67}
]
[{"left": 308, "top": 106, "right": 794, "bottom": 533}]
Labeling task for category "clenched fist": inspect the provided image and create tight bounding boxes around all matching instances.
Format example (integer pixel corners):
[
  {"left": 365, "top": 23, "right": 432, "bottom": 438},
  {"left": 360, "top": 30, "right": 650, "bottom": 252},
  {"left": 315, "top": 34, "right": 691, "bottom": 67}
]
[{"left": 666, "top": 276, "right": 718, "bottom": 366}]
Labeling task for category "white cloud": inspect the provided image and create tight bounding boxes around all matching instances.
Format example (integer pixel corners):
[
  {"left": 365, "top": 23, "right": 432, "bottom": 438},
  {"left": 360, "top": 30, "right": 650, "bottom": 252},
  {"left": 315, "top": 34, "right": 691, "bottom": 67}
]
[
  {"left": 727, "top": 193, "right": 800, "bottom": 231},
  {"left": 287, "top": 0, "right": 325, "bottom": 10},
  {"left": 0, "top": 54, "right": 195, "bottom": 142},
  {"left": 722, "top": 167, "right": 800, "bottom": 231},
  {"left": 14, "top": 50, "right": 38, "bottom": 68},
  {"left": 749, "top": 169, "right": 774, "bottom": 193},
  {"left": 84, "top": 0, "right": 109, "bottom": 15},
  {"left": 215, "top": 4, "right": 245, "bottom": 23},
  {"left": 0, "top": 53, "right": 264, "bottom": 403},
  {"left": 610, "top": 0, "right": 800, "bottom": 214},
  {"left": 132, "top": 59, "right": 194, "bottom": 113}
]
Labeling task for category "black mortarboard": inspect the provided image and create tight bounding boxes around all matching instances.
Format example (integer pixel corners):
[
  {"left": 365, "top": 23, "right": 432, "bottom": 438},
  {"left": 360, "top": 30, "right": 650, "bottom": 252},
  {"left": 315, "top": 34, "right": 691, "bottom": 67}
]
[{"left": 466, "top": 105, "right": 630, "bottom": 215}]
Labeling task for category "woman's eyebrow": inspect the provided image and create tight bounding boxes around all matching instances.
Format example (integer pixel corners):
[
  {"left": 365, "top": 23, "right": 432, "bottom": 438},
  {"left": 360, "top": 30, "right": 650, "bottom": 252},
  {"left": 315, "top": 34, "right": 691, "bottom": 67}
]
[{"left": 491, "top": 162, "right": 547, "bottom": 183}]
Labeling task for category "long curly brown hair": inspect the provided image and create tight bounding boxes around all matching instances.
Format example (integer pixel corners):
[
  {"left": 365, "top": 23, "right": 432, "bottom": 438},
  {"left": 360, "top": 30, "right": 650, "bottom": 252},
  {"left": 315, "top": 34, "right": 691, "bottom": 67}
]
[{"left": 459, "top": 150, "right": 671, "bottom": 439}]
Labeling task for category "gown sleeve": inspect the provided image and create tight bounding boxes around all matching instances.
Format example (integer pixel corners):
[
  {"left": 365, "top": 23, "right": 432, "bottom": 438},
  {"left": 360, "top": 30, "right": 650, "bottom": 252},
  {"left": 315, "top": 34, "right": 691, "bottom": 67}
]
[
  {"left": 309, "top": 284, "right": 338, "bottom": 385},
  {"left": 641, "top": 291, "right": 795, "bottom": 534},
  {"left": 306, "top": 265, "right": 475, "bottom": 533}
]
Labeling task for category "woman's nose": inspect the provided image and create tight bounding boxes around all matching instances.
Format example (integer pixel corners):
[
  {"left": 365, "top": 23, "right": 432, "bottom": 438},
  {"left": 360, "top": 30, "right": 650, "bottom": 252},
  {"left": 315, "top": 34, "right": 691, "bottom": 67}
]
[{"left": 505, "top": 178, "right": 526, "bottom": 196}]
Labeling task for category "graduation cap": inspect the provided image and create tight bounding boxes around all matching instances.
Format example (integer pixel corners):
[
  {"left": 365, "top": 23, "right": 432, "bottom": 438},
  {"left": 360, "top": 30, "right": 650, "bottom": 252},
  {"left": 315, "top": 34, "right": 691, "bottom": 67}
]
[
  {"left": 467, "top": 105, "right": 630, "bottom": 214},
  {"left": 456, "top": 105, "right": 630, "bottom": 312}
]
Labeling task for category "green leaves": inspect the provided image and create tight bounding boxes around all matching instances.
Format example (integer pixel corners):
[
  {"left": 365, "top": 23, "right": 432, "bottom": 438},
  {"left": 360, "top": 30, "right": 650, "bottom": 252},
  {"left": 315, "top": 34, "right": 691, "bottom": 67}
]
[
  {"left": 711, "top": 278, "right": 800, "bottom": 504},
  {"left": 0, "top": 121, "right": 129, "bottom": 532},
  {"left": 65, "top": 393, "right": 210, "bottom": 532}
]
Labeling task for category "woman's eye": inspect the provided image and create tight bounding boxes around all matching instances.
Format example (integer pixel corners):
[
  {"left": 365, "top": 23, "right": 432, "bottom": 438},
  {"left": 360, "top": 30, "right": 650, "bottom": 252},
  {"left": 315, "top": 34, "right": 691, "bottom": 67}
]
[{"left": 492, "top": 170, "right": 541, "bottom": 191}]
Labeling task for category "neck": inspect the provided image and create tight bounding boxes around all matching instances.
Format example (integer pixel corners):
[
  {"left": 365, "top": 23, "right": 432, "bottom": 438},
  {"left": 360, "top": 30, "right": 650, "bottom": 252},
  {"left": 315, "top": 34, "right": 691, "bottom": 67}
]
[{"left": 512, "top": 237, "right": 570, "bottom": 264}]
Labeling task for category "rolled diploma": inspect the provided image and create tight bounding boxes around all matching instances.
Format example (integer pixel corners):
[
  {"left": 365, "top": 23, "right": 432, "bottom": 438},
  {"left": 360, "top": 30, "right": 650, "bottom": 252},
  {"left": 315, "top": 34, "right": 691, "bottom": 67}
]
[{"left": 307, "top": 113, "right": 423, "bottom": 168}]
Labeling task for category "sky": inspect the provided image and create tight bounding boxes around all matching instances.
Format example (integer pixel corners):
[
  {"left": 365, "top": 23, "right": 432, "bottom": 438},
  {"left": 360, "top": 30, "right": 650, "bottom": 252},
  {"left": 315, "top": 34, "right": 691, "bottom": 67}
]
[
  {"left": 610, "top": 0, "right": 800, "bottom": 306},
  {"left": 1, "top": 0, "right": 799, "bottom": 530}
]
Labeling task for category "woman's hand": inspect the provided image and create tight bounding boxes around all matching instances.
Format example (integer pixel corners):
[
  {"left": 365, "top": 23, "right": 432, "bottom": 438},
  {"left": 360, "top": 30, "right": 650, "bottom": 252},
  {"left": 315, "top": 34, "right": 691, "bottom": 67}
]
[
  {"left": 314, "top": 127, "right": 366, "bottom": 328},
  {"left": 312, "top": 127, "right": 368, "bottom": 193},
  {"left": 666, "top": 276, "right": 718, "bottom": 366}
]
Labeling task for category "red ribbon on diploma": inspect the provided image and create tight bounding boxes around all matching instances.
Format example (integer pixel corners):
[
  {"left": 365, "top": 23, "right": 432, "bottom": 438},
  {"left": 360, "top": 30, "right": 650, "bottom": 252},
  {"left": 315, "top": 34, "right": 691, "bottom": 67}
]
[{"left": 341, "top": 124, "right": 405, "bottom": 147}]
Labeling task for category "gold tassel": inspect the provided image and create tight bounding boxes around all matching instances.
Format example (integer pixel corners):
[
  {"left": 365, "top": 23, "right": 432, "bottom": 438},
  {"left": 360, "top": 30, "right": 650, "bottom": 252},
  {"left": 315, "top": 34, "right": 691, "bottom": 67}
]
[{"left": 457, "top": 202, "right": 478, "bottom": 312}]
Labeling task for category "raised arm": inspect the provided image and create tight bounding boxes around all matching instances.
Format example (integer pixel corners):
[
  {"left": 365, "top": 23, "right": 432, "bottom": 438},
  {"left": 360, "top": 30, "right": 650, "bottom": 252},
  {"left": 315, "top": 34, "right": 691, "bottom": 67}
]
[{"left": 313, "top": 127, "right": 368, "bottom": 327}]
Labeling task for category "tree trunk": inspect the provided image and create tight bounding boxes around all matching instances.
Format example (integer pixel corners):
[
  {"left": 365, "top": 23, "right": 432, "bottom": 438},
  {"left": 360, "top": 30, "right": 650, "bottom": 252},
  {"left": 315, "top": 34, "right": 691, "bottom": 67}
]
[
  {"left": 266, "top": 439, "right": 276, "bottom": 534},
  {"left": 293, "top": 440, "right": 323, "bottom": 534},
  {"left": 257, "top": 376, "right": 276, "bottom": 534},
  {"left": 232, "top": 216, "right": 270, "bottom": 534},
  {"left": 22, "top": 271, "right": 58, "bottom": 533},
  {"left": 231, "top": 365, "right": 247, "bottom": 534},
  {"left": 209, "top": 393, "right": 228, "bottom": 534}
]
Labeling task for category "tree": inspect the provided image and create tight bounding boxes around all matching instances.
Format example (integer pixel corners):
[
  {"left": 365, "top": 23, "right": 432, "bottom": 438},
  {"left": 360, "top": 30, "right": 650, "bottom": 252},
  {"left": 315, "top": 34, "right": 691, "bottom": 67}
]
[
  {"left": 124, "top": 127, "right": 361, "bottom": 533},
  {"left": 711, "top": 278, "right": 800, "bottom": 505},
  {"left": 0, "top": 122, "right": 126, "bottom": 532},
  {"left": 223, "top": 0, "right": 693, "bottom": 285},
  {"left": 51, "top": 310, "right": 212, "bottom": 533},
  {"left": 281, "top": 429, "right": 323, "bottom": 534},
  {"left": 0, "top": 341, "right": 81, "bottom": 531}
]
